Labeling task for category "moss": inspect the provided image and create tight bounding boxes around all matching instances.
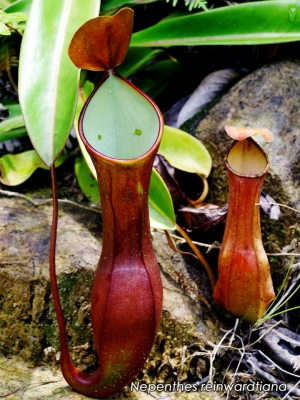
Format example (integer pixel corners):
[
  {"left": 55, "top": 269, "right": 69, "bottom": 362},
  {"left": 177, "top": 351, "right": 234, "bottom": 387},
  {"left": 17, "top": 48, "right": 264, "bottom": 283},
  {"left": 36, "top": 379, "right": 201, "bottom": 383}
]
[
  {"left": 0, "top": 269, "right": 49, "bottom": 365},
  {"left": 41, "top": 270, "right": 98, "bottom": 369},
  {"left": 58, "top": 270, "right": 94, "bottom": 344}
]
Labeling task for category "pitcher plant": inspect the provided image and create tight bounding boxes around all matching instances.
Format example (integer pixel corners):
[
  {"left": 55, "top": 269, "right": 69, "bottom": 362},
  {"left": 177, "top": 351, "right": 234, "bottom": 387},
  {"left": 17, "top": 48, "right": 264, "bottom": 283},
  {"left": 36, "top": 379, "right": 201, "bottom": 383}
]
[
  {"left": 213, "top": 126, "right": 275, "bottom": 324},
  {"left": 49, "top": 8, "right": 164, "bottom": 397}
]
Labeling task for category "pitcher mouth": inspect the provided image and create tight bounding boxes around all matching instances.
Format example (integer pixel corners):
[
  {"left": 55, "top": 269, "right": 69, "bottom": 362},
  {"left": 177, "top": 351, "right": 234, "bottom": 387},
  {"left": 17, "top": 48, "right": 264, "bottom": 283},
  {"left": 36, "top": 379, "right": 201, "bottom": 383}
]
[
  {"left": 78, "top": 70, "right": 163, "bottom": 164},
  {"left": 225, "top": 137, "right": 270, "bottom": 178}
]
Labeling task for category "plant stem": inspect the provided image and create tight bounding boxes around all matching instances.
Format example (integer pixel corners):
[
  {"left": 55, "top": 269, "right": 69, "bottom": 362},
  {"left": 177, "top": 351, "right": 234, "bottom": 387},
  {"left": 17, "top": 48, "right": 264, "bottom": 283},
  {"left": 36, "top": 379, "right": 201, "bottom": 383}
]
[
  {"left": 175, "top": 223, "right": 215, "bottom": 289},
  {"left": 186, "top": 176, "right": 209, "bottom": 207},
  {"left": 49, "top": 165, "right": 69, "bottom": 349},
  {"left": 6, "top": 23, "right": 23, "bottom": 37}
]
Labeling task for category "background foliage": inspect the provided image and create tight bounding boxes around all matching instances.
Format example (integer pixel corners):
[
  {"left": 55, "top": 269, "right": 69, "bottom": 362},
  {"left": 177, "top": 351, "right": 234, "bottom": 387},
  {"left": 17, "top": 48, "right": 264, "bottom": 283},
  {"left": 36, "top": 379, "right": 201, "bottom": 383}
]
[{"left": 1, "top": 0, "right": 300, "bottom": 229}]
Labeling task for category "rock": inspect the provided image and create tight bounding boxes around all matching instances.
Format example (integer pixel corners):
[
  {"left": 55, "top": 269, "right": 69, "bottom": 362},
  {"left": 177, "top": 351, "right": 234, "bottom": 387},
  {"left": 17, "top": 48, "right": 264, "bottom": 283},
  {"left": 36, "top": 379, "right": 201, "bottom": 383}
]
[
  {"left": 0, "top": 194, "right": 223, "bottom": 398},
  {"left": 193, "top": 60, "right": 300, "bottom": 282}
]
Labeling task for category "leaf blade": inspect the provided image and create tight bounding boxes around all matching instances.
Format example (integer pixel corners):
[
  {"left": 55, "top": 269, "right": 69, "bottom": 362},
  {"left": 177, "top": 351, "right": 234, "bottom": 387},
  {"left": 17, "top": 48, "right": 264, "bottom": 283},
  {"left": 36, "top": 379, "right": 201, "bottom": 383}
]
[
  {"left": 4, "top": 0, "right": 32, "bottom": 13},
  {"left": 74, "top": 156, "right": 100, "bottom": 203},
  {"left": 159, "top": 125, "right": 212, "bottom": 176},
  {"left": 0, "top": 150, "right": 67, "bottom": 185},
  {"left": 0, "top": 20, "right": 10, "bottom": 35},
  {"left": 149, "top": 168, "right": 175, "bottom": 230},
  {"left": 115, "top": 47, "right": 162, "bottom": 78},
  {"left": 18, "top": 0, "right": 100, "bottom": 166},
  {"left": 131, "top": 1, "right": 300, "bottom": 47},
  {"left": 0, "top": 115, "right": 25, "bottom": 136}
]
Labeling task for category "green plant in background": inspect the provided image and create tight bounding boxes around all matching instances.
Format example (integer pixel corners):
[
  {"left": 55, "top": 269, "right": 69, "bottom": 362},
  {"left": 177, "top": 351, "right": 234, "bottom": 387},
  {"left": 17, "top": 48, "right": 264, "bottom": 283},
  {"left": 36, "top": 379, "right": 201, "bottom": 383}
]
[
  {"left": 0, "top": 102, "right": 25, "bottom": 140},
  {"left": 131, "top": 1, "right": 300, "bottom": 47},
  {"left": 255, "top": 202, "right": 300, "bottom": 326},
  {"left": 166, "top": 0, "right": 208, "bottom": 11},
  {"left": 0, "top": 7, "right": 26, "bottom": 35},
  {"left": 2, "top": 0, "right": 300, "bottom": 229},
  {"left": 0, "top": 1, "right": 27, "bottom": 93},
  {"left": 254, "top": 257, "right": 299, "bottom": 326}
]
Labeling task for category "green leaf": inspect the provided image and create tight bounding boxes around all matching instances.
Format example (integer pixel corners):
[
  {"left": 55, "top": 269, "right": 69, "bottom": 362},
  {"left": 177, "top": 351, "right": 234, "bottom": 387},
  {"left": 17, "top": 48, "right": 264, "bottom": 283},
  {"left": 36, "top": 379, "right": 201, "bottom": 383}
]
[
  {"left": 74, "top": 156, "right": 100, "bottom": 203},
  {"left": 0, "top": 9, "right": 27, "bottom": 34},
  {"left": 159, "top": 125, "right": 212, "bottom": 177},
  {"left": 0, "top": 150, "right": 67, "bottom": 185},
  {"left": 115, "top": 47, "right": 163, "bottom": 78},
  {"left": 2, "top": 102, "right": 22, "bottom": 118},
  {"left": 0, "top": 9, "right": 27, "bottom": 23},
  {"left": 0, "top": 20, "right": 10, "bottom": 35},
  {"left": 0, "top": 1, "right": 10, "bottom": 8},
  {"left": 4, "top": 0, "right": 32, "bottom": 13},
  {"left": 149, "top": 168, "right": 175, "bottom": 230},
  {"left": 0, "top": 127, "right": 27, "bottom": 141},
  {"left": 0, "top": 115, "right": 24, "bottom": 138},
  {"left": 0, "top": 103, "right": 27, "bottom": 141},
  {"left": 18, "top": 0, "right": 101, "bottom": 166},
  {"left": 131, "top": 1, "right": 300, "bottom": 47}
]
